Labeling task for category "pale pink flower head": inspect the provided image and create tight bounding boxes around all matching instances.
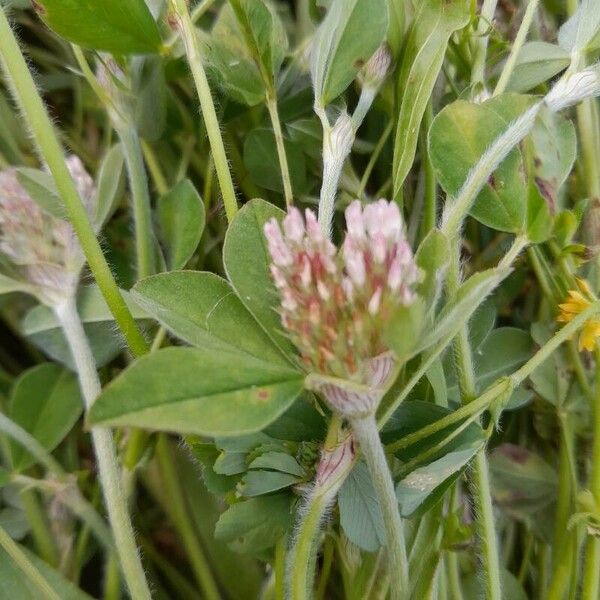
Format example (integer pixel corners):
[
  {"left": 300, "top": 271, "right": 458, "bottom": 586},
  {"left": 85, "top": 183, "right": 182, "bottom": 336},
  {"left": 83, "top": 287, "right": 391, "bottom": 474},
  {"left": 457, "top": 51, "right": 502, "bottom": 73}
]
[
  {"left": 361, "top": 44, "right": 392, "bottom": 88},
  {"left": 264, "top": 200, "right": 419, "bottom": 416},
  {"left": 0, "top": 157, "right": 96, "bottom": 305}
]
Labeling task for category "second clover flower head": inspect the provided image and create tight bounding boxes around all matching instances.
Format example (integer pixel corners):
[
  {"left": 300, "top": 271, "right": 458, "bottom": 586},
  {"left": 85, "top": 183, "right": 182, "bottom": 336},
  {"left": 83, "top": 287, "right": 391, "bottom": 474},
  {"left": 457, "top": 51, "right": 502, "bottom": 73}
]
[
  {"left": 264, "top": 199, "right": 419, "bottom": 415},
  {"left": 0, "top": 156, "right": 96, "bottom": 306}
]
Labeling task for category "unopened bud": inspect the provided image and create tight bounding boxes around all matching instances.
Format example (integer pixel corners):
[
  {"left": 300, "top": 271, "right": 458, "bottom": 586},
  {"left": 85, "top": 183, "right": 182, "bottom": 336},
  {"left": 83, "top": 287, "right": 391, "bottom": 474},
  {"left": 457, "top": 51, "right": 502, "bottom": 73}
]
[
  {"left": 314, "top": 433, "right": 355, "bottom": 494},
  {"left": 545, "top": 65, "right": 600, "bottom": 112},
  {"left": 325, "top": 111, "right": 355, "bottom": 165},
  {"left": 361, "top": 44, "right": 392, "bottom": 88}
]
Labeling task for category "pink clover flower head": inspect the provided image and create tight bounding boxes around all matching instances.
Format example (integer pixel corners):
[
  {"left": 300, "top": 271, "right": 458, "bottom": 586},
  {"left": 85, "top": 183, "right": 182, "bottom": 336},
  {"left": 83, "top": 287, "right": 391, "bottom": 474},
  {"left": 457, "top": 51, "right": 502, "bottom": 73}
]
[
  {"left": 263, "top": 199, "right": 419, "bottom": 398},
  {"left": 0, "top": 156, "right": 96, "bottom": 305}
]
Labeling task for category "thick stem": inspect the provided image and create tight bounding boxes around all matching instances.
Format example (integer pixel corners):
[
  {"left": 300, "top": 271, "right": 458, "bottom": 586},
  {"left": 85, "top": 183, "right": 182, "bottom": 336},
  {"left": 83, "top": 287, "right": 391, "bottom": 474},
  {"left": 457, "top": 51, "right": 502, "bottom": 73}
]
[
  {"left": 266, "top": 94, "right": 294, "bottom": 208},
  {"left": 289, "top": 489, "right": 331, "bottom": 600},
  {"left": 471, "top": 0, "right": 499, "bottom": 87},
  {"left": 447, "top": 240, "right": 502, "bottom": 600},
  {"left": 170, "top": 0, "right": 238, "bottom": 223},
  {"left": 54, "top": 297, "right": 151, "bottom": 600},
  {"left": 351, "top": 415, "right": 408, "bottom": 600},
  {"left": 0, "top": 524, "right": 61, "bottom": 600},
  {"left": 0, "top": 9, "right": 149, "bottom": 357},
  {"left": 582, "top": 346, "right": 600, "bottom": 599},
  {"left": 154, "top": 434, "right": 221, "bottom": 600},
  {"left": 119, "top": 125, "right": 156, "bottom": 279}
]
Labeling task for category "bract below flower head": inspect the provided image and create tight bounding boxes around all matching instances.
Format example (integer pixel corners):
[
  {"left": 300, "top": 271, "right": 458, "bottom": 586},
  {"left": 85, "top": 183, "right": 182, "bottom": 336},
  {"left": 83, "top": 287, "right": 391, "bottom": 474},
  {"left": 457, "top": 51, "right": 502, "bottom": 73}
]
[
  {"left": 0, "top": 157, "right": 96, "bottom": 306},
  {"left": 264, "top": 199, "right": 419, "bottom": 412}
]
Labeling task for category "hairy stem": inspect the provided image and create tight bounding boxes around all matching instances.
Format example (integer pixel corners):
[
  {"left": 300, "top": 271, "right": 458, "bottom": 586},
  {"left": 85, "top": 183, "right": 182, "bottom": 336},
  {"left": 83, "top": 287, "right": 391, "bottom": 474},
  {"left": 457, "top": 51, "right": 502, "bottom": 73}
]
[
  {"left": 351, "top": 415, "right": 409, "bottom": 600},
  {"left": 0, "top": 9, "right": 149, "bottom": 357},
  {"left": 54, "top": 297, "right": 151, "bottom": 600},
  {"left": 582, "top": 347, "right": 600, "bottom": 599},
  {"left": 471, "top": 0, "right": 499, "bottom": 87},
  {"left": 170, "top": 0, "right": 238, "bottom": 223},
  {"left": 266, "top": 93, "right": 294, "bottom": 207}
]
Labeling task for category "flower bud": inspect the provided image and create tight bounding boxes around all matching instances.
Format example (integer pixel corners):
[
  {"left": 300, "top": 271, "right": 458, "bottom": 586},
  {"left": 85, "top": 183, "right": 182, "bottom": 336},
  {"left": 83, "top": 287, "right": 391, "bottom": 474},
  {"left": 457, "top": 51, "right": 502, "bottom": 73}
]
[
  {"left": 361, "top": 44, "right": 392, "bottom": 89},
  {"left": 545, "top": 65, "right": 600, "bottom": 112},
  {"left": 0, "top": 156, "right": 96, "bottom": 305},
  {"left": 325, "top": 111, "right": 355, "bottom": 165},
  {"left": 314, "top": 433, "right": 355, "bottom": 493}
]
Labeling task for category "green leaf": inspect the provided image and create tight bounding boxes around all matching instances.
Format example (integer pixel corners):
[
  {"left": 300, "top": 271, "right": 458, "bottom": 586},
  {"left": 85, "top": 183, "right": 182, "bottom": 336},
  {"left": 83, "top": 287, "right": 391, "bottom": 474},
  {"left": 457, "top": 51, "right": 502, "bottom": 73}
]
[
  {"left": 33, "top": 0, "right": 162, "bottom": 54},
  {"left": 88, "top": 347, "right": 304, "bottom": 437},
  {"left": 243, "top": 128, "right": 307, "bottom": 195},
  {"left": 240, "top": 470, "right": 301, "bottom": 497},
  {"left": 215, "top": 494, "right": 292, "bottom": 554},
  {"left": 0, "top": 542, "right": 94, "bottom": 600},
  {"left": 558, "top": 0, "right": 600, "bottom": 53},
  {"left": 0, "top": 468, "right": 9, "bottom": 489},
  {"left": 132, "top": 271, "right": 289, "bottom": 366},
  {"left": 382, "top": 402, "right": 486, "bottom": 517},
  {"left": 223, "top": 199, "right": 297, "bottom": 359},
  {"left": 392, "top": 0, "right": 469, "bottom": 192},
  {"left": 310, "top": 0, "right": 389, "bottom": 106},
  {"left": 530, "top": 106, "right": 576, "bottom": 215},
  {"left": 430, "top": 94, "right": 536, "bottom": 233},
  {"left": 214, "top": 451, "right": 248, "bottom": 476},
  {"left": 94, "top": 144, "right": 125, "bottom": 229},
  {"left": 263, "top": 393, "right": 326, "bottom": 441},
  {"left": 415, "top": 228, "right": 450, "bottom": 309},
  {"left": 16, "top": 168, "right": 66, "bottom": 219},
  {"left": 9, "top": 363, "right": 82, "bottom": 471},
  {"left": 403, "top": 267, "right": 511, "bottom": 358},
  {"left": 489, "top": 443, "right": 557, "bottom": 536},
  {"left": 249, "top": 452, "right": 305, "bottom": 477},
  {"left": 463, "top": 568, "right": 528, "bottom": 600},
  {"left": 133, "top": 56, "right": 167, "bottom": 142},
  {"left": 22, "top": 285, "right": 148, "bottom": 370},
  {"left": 187, "top": 441, "right": 241, "bottom": 495},
  {"left": 228, "top": 0, "right": 288, "bottom": 85},
  {"left": 446, "top": 328, "right": 533, "bottom": 402},
  {"left": 396, "top": 442, "right": 483, "bottom": 517},
  {"left": 507, "top": 42, "right": 570, "bottom": 92},
  {"left": 338, "top": 460, "right": 386, "bottom": 551},
  {"left": 206, "top": 6, "right": 266, "bottom": 106},
  {"left": 156, "top": 180, "right": 205, "bottom": 270}
]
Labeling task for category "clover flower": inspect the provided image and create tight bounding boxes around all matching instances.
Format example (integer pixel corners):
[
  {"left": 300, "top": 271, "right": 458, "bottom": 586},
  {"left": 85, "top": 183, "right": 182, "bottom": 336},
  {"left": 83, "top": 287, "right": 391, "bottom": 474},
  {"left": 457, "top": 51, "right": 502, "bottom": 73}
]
[
  {"left": 360, "top": 44, "right": 392, "bottom": 89},
  {"left": 264, "top": 199, "right": 419, "bottom": 416},
  {"left": 557, "top": 278, "right": 600, "bottom": 352},
  {"left": 0, "top": 156, "right": 95, "bottom": 305}
]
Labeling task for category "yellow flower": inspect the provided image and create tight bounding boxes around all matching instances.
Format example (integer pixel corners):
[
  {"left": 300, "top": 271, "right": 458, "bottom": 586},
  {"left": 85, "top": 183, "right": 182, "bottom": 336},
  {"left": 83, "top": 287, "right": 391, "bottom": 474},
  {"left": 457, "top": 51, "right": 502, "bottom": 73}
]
[{"left": 557, "top": 278, "right": 600, "bottom": 351}]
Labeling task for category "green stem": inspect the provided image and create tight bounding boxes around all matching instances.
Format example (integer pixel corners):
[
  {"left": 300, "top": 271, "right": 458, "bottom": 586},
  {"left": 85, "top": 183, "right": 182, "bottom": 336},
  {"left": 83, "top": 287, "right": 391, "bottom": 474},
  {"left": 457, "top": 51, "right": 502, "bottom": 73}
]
[
  {"left": 351, "top": 415, "right": 409, "bottom": 600},
  {"left": 447, "top": 239, "right": 501, "bottom": 600},
  {"left": 266, "top": 93, "right": 294, "bottom": 207},
  {"left": 0, "top": 9, "right": 149, "bottom": 357},
  {"left": 289, "top": 489, "right": 330, "bottom": 600},
  {"left": 170, "top": 0, "right": 238, "bottom": 223},
  {"left": 119, "top": 125, "right": 156, "bottom": 279},
  {"left": 420, "top": 103, "right": 437, "bottom": 238},
  {"left": 471, "top": 0, "right": 498, "bottom": 87},
  {"left": 493, "top": 0, "right": 541, "bottom": 96},
  {"left": 315, "top": 535, "right": 334, "bottom": 600},
  {"left": 582, "top": 347, "right": 600, "bottom": 599},
  {"left": 155, "top": 434, "right": 221, "bottom": 600},
  {"left": 275, "top": 534, "right": 287, "bottom": 600},
  {"left": 141, "top": 139, "right": 169, "bottom": 196},
  {"left": 54, "top": 296, "right": 151, "bottom": 600},
  {"left": 20, "top": 488, "right": 59, "bottom": 567},
  {"left": 104, "top": 555, "right": 122, "bottom": 600},
  {"left": 357, "top": 120, "right": 393, "bottom": 200},
  {"left": 0, "top": 524, "right": 61, "bottom": 600}
]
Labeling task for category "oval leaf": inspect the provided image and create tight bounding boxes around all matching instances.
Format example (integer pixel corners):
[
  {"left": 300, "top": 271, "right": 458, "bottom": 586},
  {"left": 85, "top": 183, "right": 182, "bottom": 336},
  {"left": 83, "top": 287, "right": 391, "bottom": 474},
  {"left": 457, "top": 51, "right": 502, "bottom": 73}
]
[
  {"left": 88, "top": 347, "right": 304, "bottom": 437},
  {"left": 34, "top": 0, "right": 162, "bottom": 54}
]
